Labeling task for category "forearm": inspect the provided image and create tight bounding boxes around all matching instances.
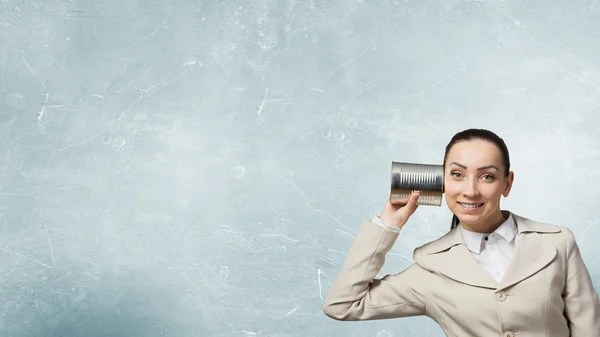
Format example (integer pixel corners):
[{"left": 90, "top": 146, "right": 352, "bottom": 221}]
[{"left": 323, "top": 219, "right": 425, "bottom": 320}]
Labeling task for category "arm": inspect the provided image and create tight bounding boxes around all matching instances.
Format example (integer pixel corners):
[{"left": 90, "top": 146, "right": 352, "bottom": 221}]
[
  {"left": 322, "top": 219, "right": 428, "bottom": 321},
  {"left": 562, "top": 227, "right": 600, "bottom": 335}
]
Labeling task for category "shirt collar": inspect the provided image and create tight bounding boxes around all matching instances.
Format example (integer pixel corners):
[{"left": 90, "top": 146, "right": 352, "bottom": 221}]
[{"left": 459, "top": 213, "right": 517, "bottom": 254}]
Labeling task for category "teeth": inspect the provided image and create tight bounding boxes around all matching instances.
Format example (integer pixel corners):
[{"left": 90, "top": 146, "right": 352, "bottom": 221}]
[{"left": 461, "top": 203, "right": 483, "bottom": 208}]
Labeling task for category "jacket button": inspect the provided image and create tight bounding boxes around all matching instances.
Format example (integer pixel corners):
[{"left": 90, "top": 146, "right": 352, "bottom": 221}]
[
  {"left": 496, "top": 292, "right": 507, "bottom": 302},
  {"left": 503, "top": 332, "right": 514, "bottom": 337}
]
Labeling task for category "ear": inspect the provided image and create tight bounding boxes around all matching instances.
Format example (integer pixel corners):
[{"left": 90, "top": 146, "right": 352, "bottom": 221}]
[{"left": 503, "top": 171, "right": 514, "bottom": 197}]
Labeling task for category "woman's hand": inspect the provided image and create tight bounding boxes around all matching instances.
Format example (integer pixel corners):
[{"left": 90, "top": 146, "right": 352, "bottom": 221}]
[{"left": 379, "top": 190, "right": 420, "bottom": 229}]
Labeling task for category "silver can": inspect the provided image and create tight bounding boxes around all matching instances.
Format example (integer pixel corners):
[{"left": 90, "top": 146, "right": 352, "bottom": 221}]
[{"left": 390, "top": 161, "right": 444, "bottom": 206}]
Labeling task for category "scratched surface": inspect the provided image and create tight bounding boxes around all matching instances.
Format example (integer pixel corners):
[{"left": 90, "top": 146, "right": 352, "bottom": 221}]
[{"left": 1, "top": 0, "right": 600, "bottom": 336}]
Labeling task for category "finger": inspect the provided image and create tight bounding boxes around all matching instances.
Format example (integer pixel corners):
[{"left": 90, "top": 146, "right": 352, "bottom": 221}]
[
  {"left": 407, "top": 190, "right": 421, "bottom": 206},
  {"left": 403, "top": 191, "right": 420, "bottom": 215}
]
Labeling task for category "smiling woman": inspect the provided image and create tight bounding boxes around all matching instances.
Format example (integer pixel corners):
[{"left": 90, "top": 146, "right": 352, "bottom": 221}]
[{"left": 322, "top": 128, "right": 600, "bottom": 337}]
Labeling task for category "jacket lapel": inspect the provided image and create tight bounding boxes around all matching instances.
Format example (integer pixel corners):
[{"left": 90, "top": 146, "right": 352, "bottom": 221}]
[
  {"left": 419, "top": 227, "right": 499, "bottom": 289},
  {"left": 416, "top": 212, "right": 561, "bottom": 291},
  {"left": 496, "top": 213, "right": 560, "bottom": 291}
]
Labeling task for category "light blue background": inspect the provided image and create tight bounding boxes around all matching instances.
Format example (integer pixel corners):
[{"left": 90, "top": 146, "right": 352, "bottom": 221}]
[{"left": 1, "top": 0, "right": 600, "bottom": 336}]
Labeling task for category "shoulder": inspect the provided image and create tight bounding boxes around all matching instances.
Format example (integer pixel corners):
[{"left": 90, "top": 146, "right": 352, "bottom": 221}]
[
  {"left": 415, "top": 231, "right": 460, "bottom": 254},
  {"left": 512, "top": 212, "right": 575, "bottom": 245},
  {"left": 411, "top": 228, "right": 462, "bottom": 265}
]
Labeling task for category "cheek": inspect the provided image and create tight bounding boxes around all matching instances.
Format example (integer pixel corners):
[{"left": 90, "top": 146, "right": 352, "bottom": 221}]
[
  {"left": 444, "top": 195, "right": 458, "bottom": 210},
  {"left": 444, "top": 181, "right": 460, "bottom": 196},
  {"left": 481, "top": 185, "right": 504, "bottom": 201}
]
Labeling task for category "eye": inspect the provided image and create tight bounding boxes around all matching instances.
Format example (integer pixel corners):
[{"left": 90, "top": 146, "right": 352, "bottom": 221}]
[
  {"left": 481, "top": 174, "right": 494, "bottom": 181},
  {"left": 451, "top": 172, "right": 463, "bottom": 178}
]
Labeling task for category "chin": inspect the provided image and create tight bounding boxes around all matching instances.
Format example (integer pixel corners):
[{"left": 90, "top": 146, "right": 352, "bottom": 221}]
[
  {"left": 453, "top": 206, "right": 489, "bottom": 223},
  {"left": 457, "top": 213, "right": 484, "bottom": 224}
]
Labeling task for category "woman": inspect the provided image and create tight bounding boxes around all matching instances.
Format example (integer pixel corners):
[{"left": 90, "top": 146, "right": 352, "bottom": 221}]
[{"left": 323, "top": 128, "right": 600, "bottom": 337}]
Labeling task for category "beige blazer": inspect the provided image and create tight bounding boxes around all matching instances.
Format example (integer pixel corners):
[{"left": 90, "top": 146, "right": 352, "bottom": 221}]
[{"left": 323, "top": 212, "right": 600, "bottom": 337}]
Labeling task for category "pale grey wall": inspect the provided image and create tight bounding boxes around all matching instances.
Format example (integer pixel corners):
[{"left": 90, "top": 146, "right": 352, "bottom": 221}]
[{"left": 1, "top": 0, "right": 600, "bottom": 336}]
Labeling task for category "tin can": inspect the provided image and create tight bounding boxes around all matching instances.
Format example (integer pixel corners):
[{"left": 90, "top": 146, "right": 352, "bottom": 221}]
[{"left": 390, "top": 161, "right": 444, "bottom": 206}]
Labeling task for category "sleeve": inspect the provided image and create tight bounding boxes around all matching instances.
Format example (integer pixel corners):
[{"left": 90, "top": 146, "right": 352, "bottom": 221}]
[
  {"left": 562, "top": 227, "right": 600, "bottom": 335},
  {"left": 322, "top": 219, "right": 428, "bottom": 321}
]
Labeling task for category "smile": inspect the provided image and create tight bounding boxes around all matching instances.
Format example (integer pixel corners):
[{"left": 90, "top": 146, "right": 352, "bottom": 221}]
[{"left": 459, "top": 202, "right": 484, "bottom": 210}]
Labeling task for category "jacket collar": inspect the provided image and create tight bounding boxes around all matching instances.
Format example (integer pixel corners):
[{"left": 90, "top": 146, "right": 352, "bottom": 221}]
[
  {"left": 415, "top": 211, "right": 561, "bottom": 291},
  {"left": 423, "top": 211, "right": 560, "bottom": 254}
]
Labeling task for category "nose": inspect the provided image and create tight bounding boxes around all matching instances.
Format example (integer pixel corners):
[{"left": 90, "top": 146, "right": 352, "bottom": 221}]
[{"left": 462, "top": 179, "right": 480, "bottom": 198}]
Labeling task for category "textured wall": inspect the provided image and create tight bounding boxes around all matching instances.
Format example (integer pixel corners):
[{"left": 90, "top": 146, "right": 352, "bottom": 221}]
[{"left": 1, "top": 0, "right": 600, "bottom": 336}]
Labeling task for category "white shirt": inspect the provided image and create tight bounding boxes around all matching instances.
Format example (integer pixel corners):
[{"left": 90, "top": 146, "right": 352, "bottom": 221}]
[{"left": 372, "top": 214, "right": 517, "bottom": 283}]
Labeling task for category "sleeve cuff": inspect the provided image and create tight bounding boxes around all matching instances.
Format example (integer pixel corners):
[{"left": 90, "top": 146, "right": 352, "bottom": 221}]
[{"left": 371, "top": 215, "right": 401, "bottom": 233}]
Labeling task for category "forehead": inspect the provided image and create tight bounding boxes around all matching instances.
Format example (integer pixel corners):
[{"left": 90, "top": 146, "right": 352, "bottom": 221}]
[{"left": 446, "top": 140, "right": 503, "bottom": 166}]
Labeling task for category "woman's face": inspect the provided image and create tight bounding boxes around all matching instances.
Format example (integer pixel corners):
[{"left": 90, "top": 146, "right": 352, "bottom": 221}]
[{"left": 444, "top": 140, "right": 514, "bottom": 231}]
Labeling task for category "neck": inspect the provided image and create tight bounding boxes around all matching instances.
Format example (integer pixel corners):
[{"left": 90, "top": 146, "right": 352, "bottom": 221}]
[{"left": 461, "top": 211, "right": 507, "bottom": 234}]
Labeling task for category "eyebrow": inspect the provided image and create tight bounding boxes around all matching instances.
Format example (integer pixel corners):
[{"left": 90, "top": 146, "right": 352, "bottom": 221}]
[{"left": 448, "top": 162, "right": 499, "bottom": 171}]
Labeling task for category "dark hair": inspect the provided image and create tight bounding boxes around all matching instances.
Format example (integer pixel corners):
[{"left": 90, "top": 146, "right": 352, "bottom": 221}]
[{"left": 444, "top": 129, "right": 511, "bottom": 230}]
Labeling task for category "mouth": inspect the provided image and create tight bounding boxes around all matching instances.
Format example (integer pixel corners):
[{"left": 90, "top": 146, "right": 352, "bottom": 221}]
[{"left": 458, "top": 202, "right": 484, "bottom": 210}]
